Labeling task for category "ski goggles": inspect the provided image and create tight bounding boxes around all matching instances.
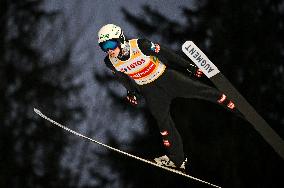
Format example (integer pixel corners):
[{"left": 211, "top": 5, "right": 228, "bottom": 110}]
[{"left": 99, "top": 40, "right": 119, "bottom": 52}]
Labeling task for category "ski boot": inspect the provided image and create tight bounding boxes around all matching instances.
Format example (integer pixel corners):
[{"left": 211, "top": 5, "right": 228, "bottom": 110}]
[{"left": 153, "top": 155, "right": 188, "bottom": 173}]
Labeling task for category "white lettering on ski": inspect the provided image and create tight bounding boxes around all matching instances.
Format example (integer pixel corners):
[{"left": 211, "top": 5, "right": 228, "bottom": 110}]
[{"left": 182, "top": 41, "right": 220, "bottom": 78}]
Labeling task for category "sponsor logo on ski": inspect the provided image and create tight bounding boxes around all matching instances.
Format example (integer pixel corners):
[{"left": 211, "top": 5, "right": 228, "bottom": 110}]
[{"left": 182, "top": 41, "right": 220, "bottom": 78}]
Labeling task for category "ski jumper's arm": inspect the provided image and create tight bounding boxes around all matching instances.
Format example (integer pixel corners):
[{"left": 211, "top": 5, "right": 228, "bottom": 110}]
[
  {"left": 104, "top": 56, "right": 139, "bottom": 94},
  {"left": 137, "top": 38, "right": 200, "bottom": 74}
]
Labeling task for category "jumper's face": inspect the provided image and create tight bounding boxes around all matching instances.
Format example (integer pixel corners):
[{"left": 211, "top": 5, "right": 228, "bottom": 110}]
[
  {"left": 108, "top": 47, "right": 120, "bottom": 58},
  {"left": 99, "top": 39, "right": 120, "bottom": 58}
]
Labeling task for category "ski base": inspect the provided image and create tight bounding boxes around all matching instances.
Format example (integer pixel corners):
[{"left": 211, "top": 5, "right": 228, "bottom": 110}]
[{"left": 34, "top": 108, "right": 222, "bottom": 188}]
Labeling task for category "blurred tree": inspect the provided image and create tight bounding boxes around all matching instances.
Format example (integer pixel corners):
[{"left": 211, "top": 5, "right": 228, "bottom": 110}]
[
  {"left": 122, "top": 0, "right": 284, "bottom": 130},
  {"left": 0, "top": 0, "right": 84, "bottom": 187},
  {"left": 93, "top": 0, "right": 284, "bottom": 188}
]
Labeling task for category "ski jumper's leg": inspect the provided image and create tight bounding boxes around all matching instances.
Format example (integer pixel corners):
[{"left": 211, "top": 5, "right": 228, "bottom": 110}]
[
  {"left": 140, "top": 83, "right": 185, "bottom": 166},
  {"left": 163, "top": 69, "right": 242, "bottom": 116}
]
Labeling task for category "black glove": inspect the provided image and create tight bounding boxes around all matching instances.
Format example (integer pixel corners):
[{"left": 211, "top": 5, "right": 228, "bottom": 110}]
[
  {"left": 126, "top": 91, "right": 138, "bottom": 106},
  {"left": 186, "top": 64, "right": 203, "bottom": 78}
]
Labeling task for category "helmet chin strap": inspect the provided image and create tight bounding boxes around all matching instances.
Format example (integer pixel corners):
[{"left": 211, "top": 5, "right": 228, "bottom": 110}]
[{"left": 118, "top": 41, "right": 130, "bottom": 59}]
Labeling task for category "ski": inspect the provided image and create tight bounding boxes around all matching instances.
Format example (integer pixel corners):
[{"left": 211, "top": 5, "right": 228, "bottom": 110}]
[
  {"left": 182, "top": 41, "right": 284, "bottom": 160},
  {"left": 34, "top": 108, "right": 222, "bottom": 188}
]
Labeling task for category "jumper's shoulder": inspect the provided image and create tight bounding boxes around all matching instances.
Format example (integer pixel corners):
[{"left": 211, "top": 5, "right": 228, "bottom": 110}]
[
  {"left": 104, "top": 56, "right": 114, "bottom": 70},
  {"left": 137, "top": 38, "right": 152, "bottom": 48},
  {"left": 136, "top": 38, "right": 159, "bottom": 56}
]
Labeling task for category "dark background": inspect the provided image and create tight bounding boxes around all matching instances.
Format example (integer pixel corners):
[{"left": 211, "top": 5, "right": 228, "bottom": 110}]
[{"left": 1, "top": 0, "right": 284, "bottom": 187}]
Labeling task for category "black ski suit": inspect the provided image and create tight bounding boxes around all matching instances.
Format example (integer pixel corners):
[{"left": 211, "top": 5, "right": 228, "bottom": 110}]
[{"left": 104, "top": 38, "right": 235, "bottom": 166}]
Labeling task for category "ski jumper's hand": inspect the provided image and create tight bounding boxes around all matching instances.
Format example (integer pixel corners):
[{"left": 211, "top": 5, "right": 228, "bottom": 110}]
[
  {"left": 195, "top": 68, "right": 203, "bottom": 78},
  {"left": 126, "top": 91, "right": 138, "bottom": 106},
  {"left": 186, "top": 64, "right": 203, "bottom": 78}
]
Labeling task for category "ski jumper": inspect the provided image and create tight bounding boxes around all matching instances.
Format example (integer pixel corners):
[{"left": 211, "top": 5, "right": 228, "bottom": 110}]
[{"left": 104, "top": 39, "right": 236, "bottom": 166}]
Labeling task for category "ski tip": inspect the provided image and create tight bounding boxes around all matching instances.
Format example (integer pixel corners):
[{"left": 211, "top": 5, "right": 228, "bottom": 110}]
[
  {"left": 182, "top": 40, "right": 193, "bottom": 47},
  {"left": 33, "top": 108, "right": 41, "bottom": 114}
]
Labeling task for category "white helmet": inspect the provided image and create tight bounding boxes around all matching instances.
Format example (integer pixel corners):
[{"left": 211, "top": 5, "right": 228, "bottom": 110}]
[{"left": 98, "top": 24, "right": 125, "bottom": 44}]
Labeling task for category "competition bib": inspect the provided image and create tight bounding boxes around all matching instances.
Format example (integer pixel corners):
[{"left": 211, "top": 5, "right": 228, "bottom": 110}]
[{"left": 109, "top": 39, "right": 166, "bottom": 85}]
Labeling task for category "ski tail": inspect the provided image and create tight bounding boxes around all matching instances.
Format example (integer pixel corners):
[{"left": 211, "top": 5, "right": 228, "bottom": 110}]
[{"left": 182, "top": 41, "right": 284, "bottom": 160}]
